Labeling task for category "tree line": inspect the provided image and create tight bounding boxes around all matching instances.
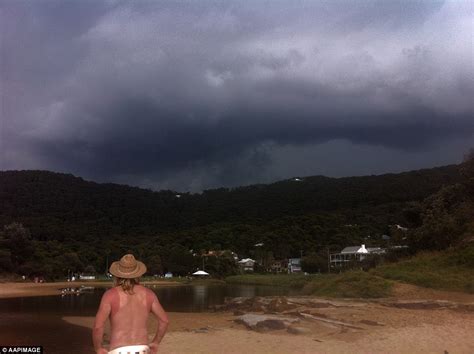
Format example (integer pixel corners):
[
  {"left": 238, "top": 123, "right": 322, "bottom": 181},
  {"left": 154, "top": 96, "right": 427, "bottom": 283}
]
[{"left": 0, "top": 154, "right": 472, "bottom": 279}]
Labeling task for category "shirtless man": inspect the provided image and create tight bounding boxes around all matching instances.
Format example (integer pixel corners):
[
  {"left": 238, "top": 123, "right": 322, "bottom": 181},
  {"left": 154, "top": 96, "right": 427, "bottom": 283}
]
[{"left": 93, "top": 254, "right": 169, "bottom": 354}]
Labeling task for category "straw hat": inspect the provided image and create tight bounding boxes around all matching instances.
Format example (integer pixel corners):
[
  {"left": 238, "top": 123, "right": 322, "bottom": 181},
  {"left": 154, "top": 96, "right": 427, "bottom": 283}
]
[{"left": 109, "top": 254, "right": 147, "bottom": 279}]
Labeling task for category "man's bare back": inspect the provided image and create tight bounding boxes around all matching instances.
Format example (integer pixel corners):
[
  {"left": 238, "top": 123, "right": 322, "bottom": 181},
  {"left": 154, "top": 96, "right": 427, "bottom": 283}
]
[{"left": 93, "top": 284, "right": 169, "bottom": 354}]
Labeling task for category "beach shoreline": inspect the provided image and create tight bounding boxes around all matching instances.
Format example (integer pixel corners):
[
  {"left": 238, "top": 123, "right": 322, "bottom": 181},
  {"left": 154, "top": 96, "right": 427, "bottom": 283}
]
[
  {"left": 1, "top": 281, "right": 473, "bottom": 353},
  {"left": 0, "top": 280, "right": 182, "bottom": 299},
  {"left": 1, "top": 279, "right": 473, "bottom": 302}
]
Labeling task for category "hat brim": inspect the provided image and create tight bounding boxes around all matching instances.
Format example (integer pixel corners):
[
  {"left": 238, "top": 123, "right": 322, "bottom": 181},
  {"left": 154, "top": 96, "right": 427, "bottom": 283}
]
[{"left": 109, "top": 260, "right": 147, "bottom": 279}]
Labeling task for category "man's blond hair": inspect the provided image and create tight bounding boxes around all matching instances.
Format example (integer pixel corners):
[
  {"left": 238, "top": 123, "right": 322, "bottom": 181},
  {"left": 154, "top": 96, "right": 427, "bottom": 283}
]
[{"left": 114, "top": 277, "right": 139, "bottom": 294}]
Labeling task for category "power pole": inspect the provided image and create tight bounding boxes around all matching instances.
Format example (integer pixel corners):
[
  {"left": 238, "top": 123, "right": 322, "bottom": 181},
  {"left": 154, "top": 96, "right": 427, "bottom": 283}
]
[{"left": 327, "top": 247, "right": 330, "bottom": 273}]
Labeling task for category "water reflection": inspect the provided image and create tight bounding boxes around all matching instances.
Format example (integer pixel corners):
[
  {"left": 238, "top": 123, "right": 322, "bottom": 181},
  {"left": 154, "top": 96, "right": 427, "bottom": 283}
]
[
  {"left": 193, "top": 285, "right": 207, "bottom": 307},
  {"left": 0, "top": 284, "right": 300, "bottom": 314},
  {"left": 233, "top": 285, "right": 256, "bottom": 298}
]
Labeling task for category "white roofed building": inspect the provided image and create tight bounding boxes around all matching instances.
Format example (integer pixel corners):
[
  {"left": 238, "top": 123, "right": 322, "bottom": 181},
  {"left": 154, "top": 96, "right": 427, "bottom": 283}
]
[
  {"left": 288, "top": 258, "right": 302, "bottom": 273},
  {"left": 330, "top": 244, "right": 385, "bottom": 268},
  {"left": 238, "top": 258, "right": 256, "bottom": 272}
]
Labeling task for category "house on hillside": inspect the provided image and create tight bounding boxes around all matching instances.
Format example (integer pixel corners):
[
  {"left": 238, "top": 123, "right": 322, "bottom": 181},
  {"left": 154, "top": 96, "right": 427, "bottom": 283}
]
[
  {"left": 288, "top": 258, "right": 302, "bottom": 273},
  {"left": 270, "top": 260, "right": 288, "bottom": 273},
  {"left": 330, "top": 244, "right": 385, "bottom": 268},
  {"left": 238, "top": 258, "right": 256, "bottom": 272}
]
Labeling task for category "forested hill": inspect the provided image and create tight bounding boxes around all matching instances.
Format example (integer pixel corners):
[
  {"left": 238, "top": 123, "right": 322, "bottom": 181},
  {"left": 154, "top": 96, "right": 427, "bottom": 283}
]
[
  {"left": 0, "top": 163, "right": 470, "bottom": 278},
  {"left": 0, "top": 164, "right": 461, "bottom": 233}
]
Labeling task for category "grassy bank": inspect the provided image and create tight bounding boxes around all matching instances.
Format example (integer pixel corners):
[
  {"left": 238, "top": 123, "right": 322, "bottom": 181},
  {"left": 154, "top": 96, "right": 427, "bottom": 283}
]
[
  {"left": 371, "top": 245, "right": 474, "bottom": 293},
  {"left": 226, "top": 272, "right": 393, "bottom": 298},
  {"left": 225, "top": 274, "right": 317, "bottom": 288},
  {"left": 226, "top": 246, "right": 474, "bottom": 296},
  {"left": 302, "top": 271, "right": 392, "bottom": 298},
  {"left": 178, "top": 278, "right": 226, "bottom": 285}
]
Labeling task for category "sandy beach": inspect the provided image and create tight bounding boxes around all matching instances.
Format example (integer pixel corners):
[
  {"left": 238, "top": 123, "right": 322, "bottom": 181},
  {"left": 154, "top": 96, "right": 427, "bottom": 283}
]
[
  {"left": 64, "top": 296, "right": 474, "bottom": 354},
  {"left": 1, "top": 281, "right": 473, "bottom": 353}
]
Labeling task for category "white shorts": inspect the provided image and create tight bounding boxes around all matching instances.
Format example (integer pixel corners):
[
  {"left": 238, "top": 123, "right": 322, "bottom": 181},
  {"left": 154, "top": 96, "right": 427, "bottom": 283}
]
[{"left": 108, "top": 345, "right": 150, "bottom": 354}]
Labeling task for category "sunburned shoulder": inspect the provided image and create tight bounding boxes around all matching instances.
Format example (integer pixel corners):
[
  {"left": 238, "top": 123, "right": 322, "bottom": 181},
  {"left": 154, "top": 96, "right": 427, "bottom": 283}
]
[
  {"left": 129, "top": 284, "right": 148, "bottom": 293},
  {"left": 102, "top": 287, "right": 118, "bottom": 299},
  {"left": 138, "top": 285, "right": 158, "bottom": 303},
  {"left": 97, "top": 287, "right": 118, "bottom": 306}
]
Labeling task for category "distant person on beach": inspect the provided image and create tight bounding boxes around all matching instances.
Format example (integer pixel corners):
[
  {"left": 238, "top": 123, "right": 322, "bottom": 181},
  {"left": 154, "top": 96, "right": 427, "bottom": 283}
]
[{"left": 93, "top": 254, "right": 169, "bottom": 354}]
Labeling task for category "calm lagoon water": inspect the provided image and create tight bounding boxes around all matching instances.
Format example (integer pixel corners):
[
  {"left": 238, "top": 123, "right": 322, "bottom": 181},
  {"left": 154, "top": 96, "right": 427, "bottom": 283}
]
[
  {"left": 0, "top": 284, "right": 300, "bottom": 314},
  {"left": 0, "top": 284, "right": 300, "bottom": 353}
]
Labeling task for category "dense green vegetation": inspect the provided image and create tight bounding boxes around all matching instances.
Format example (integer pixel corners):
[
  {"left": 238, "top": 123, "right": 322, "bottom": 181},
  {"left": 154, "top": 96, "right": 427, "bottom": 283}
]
[{"left": 0, "top": 152, "right": 473, "bottom": 282}]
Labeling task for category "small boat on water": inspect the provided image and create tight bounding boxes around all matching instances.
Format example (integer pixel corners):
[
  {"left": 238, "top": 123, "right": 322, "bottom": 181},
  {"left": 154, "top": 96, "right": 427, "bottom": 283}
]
[
  {"left": 79, "top": 285, "right": 95, "bottom": 293},
  {"left": 60, "top": 285, "right": 95, "bottom": 296}
]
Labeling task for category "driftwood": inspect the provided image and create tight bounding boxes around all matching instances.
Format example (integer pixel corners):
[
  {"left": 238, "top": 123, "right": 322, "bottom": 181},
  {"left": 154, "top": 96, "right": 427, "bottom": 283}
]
[{"left": 299, "top": 313, "right": 363, "bottom": 330}]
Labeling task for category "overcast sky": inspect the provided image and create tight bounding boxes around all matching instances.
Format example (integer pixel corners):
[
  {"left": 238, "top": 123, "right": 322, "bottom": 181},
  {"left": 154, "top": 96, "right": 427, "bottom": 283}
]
[{"left": 1, "top": 0, "right": 473, "bottom": 192}]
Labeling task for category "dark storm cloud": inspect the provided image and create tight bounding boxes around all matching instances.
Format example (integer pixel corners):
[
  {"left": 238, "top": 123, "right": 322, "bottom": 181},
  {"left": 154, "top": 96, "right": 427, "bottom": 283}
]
[{"left": 1, "top": 0, "right": 473, "bottom": 191}]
